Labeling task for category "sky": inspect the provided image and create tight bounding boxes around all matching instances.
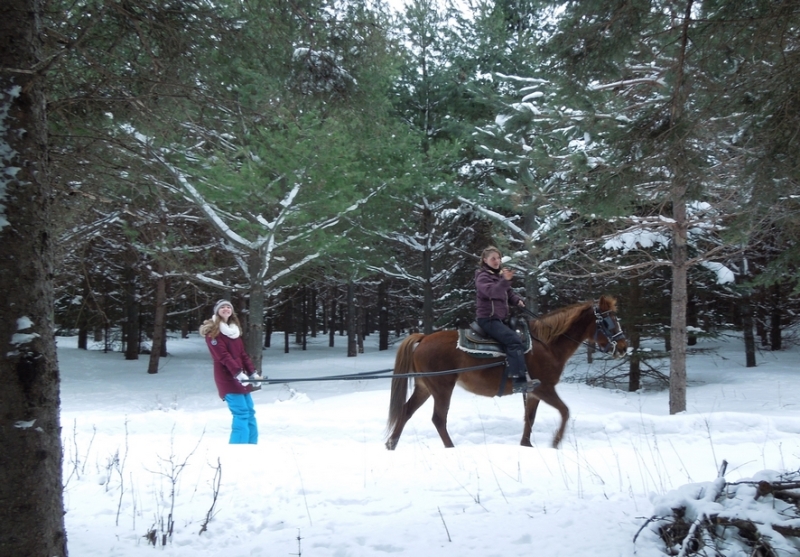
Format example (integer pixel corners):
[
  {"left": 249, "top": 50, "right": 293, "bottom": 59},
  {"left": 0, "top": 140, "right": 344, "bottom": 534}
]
[{"left": 58, "top": 328, "right": 800, "bottom": 556}]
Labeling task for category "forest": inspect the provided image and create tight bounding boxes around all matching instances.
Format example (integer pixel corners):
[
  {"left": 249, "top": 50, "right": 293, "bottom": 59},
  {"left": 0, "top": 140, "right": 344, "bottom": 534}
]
[
  {"left": 2, "top": 1, "right": 799, "bottom": 555},
  {"left": 42, "top": 0, "right": 800, "bottom": 408}
]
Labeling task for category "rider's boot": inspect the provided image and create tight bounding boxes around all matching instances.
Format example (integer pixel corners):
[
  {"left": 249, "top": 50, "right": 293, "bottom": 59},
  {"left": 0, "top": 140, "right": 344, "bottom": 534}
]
[{"left": 506, "top": 350, "right": 540, "bottom": 394}]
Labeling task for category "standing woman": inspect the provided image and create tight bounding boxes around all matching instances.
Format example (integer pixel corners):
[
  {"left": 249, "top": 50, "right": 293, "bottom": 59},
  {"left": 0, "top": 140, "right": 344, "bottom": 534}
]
[
  {"left": 200, "top": 300, "right": 261, "bottom": 444},
  {"left": 475, "top": 246, "right": 539, "bottom": 394}
]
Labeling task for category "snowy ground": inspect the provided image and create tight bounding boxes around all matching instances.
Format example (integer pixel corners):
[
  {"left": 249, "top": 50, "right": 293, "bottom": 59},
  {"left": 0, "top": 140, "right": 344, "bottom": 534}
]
[{"left": 59, "top": 330, "right": 800, "bottom": 556}]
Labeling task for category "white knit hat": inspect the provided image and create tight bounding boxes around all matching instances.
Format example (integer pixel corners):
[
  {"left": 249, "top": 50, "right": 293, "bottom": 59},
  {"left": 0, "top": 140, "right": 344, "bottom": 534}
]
[{"left": 213, "top": 299, "right": 233, "bottom": 315}]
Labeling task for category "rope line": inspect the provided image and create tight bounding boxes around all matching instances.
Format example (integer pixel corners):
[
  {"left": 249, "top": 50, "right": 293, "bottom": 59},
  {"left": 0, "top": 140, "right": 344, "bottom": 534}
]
[{"left": 243, "top": 360, "right": 505, "bottom": 385}]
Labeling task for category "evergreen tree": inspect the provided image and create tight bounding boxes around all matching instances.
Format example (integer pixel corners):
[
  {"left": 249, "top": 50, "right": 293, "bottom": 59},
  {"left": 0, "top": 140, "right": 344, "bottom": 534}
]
[{"left": 468, "top": 0, "right": 775, "bottom": 411}]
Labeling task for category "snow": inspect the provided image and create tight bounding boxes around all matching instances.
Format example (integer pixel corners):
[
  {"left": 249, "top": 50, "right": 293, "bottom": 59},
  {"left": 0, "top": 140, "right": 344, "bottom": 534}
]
[
  {"left": 604, "top": 229, "right": 671, "bottom": 252},
  {"left": 11, "top": 315, "right": 40, "bottom": 348},
  {"left": 59, "top": 331, "right": 800, "bottom": 556}
]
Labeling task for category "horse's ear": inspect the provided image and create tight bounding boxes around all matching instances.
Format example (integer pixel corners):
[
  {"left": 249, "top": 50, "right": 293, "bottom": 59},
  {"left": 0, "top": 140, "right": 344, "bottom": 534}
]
[{"left": 599, "top": 295, "right": 617, "bottom": 312}]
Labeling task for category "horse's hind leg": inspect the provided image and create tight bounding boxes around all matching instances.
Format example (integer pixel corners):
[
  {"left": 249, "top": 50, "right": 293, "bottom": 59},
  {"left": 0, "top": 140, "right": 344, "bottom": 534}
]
[
  {"left": 386, "top": 383, "right": 431, "bottom": 450},
  {"left": 430, "top": 386, "right": 456, "bottom": 448},
  {"left": 520, "top": 394, "right": 542, "bottom": 447}
]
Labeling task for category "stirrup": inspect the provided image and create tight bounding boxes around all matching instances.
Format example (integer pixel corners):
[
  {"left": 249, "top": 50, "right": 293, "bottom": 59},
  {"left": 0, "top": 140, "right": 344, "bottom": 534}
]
[{"left": 511, "top": 378, "right": 540, "bottom": 394}]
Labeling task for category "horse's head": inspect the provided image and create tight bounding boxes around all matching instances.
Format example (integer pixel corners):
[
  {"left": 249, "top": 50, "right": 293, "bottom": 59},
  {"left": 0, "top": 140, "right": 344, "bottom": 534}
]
[{"left": 593, "top": 295, "right": 627, "bottom": 358}]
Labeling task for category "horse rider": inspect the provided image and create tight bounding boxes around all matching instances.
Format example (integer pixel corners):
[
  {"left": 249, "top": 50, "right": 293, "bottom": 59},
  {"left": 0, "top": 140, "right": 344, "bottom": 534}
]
[{"left": 475, "top": 246, "right": 539, "bottom": 394}]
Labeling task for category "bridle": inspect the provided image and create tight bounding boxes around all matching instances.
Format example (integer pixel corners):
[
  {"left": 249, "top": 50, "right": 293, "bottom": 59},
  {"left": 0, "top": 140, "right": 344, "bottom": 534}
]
[{"left": 593, "top": 306, "right": 626, "bottom": 354}]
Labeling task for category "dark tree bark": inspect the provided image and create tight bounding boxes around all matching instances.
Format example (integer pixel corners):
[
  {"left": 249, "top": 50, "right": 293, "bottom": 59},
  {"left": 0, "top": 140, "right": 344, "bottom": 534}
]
[
  {"left": 0, "top": 1, "right": 68, "bottom": 555},
  {"left": 421, "top": 206, "right": 434, "bottom": 334},
  {"left": 302, "top": 287, "right": 308, "bottom": 350},
  {"left": 687, "top": 290, "right": 698, "bottom": 346},
  {"left": 328, "top": 292, "right": 336, "bottom": 348},
  {"left": 357, "top": 303, "right": 364, "bottom": 354},
  {"left": 284, "top": 299, "right": 292, "bottom": 354},
  {"left": 77, "top": 281, "right": 89, "bottom": 349},
  {"left": 378, "top": 280, "right": 389, "bottom": 351},
  {"left": 770, "top": 283, "right": 781, "bottom": 351},
  {"left": 742, "top": 293, "right": 757, "bottom": 368},
  {"left": 310, "top": 288, "right": 317, "bottom": 338},
  {"left": 123, "top": 256, "right": 139, "bottom": 360},
  {"left": 627, "top": 276, "right": 642, "bottom": 392},
  {"left": 668, "top": 0, "right": 694, "bottom": 415},
  {"left": 246, "top": 251, "right": 265, "bottom": 371},
  {"left": 347, "top": 282, "right": 357, "bottom": 357},
  {"left": 264, "top": 315, "right": 272, "bottom": 348},
  {"left": 147, "top": 268, "right": 167, "bottom": 374}
]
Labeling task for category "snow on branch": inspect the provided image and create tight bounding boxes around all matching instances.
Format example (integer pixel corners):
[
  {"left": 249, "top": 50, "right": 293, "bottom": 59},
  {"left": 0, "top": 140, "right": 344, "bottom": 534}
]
[
  {"left": 263, "top": 252, "right": 321, "bottom": 288},
  {"left": 366, "top": 264, "right": 423, "bottom": 284},
  {"left": 131, "top": 134, "right": 255, "bottom": 251},
  {"left": 457, "top": 196, "right": 531, "bottom": 242},
  {"left": 589, "top": 77, "right": 667, "bottom": 91}
]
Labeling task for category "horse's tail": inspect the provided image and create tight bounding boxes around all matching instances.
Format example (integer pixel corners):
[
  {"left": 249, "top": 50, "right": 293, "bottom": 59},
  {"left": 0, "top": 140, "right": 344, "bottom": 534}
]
[{"left": 386, "top": 333, "right": 424, "bottom": 435}]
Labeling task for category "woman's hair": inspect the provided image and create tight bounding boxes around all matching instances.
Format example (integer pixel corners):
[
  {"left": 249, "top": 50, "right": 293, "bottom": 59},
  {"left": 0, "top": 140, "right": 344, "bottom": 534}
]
[
  {"left": 480, "top": 246, "right": 502, "bottom": 264},
  {"left": 199, "top": 310, "right": 243, "bottom": 339}
]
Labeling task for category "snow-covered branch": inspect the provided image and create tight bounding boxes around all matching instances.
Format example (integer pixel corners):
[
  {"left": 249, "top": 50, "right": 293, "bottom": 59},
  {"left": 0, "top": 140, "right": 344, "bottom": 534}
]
[
  {"left": 457, "top": 196, "right": 531, "bottom": 242},
  {"left": 589, "top": 77, "right": 666, "bottom": 91}
]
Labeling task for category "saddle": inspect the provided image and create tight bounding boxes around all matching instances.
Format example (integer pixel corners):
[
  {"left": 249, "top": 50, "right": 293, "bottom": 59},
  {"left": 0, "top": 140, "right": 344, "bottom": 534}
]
[{"left": 456, "top": 317, "right": 533, "bottom": 358}]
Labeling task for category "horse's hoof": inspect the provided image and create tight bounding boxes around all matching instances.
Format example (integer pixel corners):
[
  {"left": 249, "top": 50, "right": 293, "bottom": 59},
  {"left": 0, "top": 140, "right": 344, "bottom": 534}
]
[{"left": 385, "top": 440, "right": 396, "bottom": 451}]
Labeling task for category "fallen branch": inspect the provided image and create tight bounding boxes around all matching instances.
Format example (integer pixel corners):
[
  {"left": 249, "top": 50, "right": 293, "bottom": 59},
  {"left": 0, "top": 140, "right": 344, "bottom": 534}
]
[{"left": 636, "top": 462, "right": 800, "bottom": 556}]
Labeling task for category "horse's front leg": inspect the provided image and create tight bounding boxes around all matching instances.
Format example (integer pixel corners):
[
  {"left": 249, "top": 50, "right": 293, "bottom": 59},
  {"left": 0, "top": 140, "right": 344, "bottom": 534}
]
[
  {"left": 520, "top": 392, "right": 542, "bottom": 447},
  {"left": 524, "top": 384, "right": 569, "bottom": 448}
]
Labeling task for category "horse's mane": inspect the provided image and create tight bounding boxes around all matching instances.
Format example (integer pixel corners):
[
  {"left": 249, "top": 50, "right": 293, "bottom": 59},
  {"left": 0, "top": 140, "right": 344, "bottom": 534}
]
[{"left": 530, "top": 297, "right": 617, "bottom": 344}]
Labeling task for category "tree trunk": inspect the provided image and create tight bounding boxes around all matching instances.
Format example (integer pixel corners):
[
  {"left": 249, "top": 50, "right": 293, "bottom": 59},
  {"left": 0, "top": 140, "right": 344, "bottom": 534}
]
[
  {"left": 357, "top": 304, "right": 364, "bottom": 354},
  {"left": 147, "top": 270, "right": 167, "bottom": 374},
  {"left": 742, "top": 292, "right": 757, "bottom": 367},
  {"left": 756, "top": 305, "right": 768, "bottom": 347},
  {"left": 295, "top": 288, "right": 303, "bottom": 346},
  {"left": 347, "top": 282, "right": 357, "bottom": 357},
  {"left": 77, "top": 281, "right": 89, "bottom": 349},
  {"left": 124, "top": 257, "right": 139, "bottom": 360},
  {"left": 301, "top": 287, "right": 308, "bottom": 351},
  {"left": 379, "top": 281, "right": 389, "bottom": 351},
  {"left": 310, "top": 288, "right": 317, "bottom": 338},
  {"left": 770, "top": 283, "right": 781, "bottom": 351},
  {"left": 0, "top": 2, "right": 68, "bottom": 554},
  {"left": 669, "top": 189, "right": 689, "bottom": 414},
  {"left": 687, "top": 289, "right": 697, "bottom": 346},
  {"left": 78, "top": 326, "right": 88, "bottom": 349},
  {"left": 422, "top": 207, "right": 434, "bottom": 334},
  {"left": 628, "top": 276, "right": 642, "bottom": 392},
  {"left": 247, "top": 252, "right": 265, "bottom": 371},
  {"left": 667, "top": 0, "right": 694, "bottom": 415},
  {"left": 284, "top": 299, "right": 292, "bottom": 354},
  {"left": 329, "top": 294, "right": 336, "bottom": 348}
]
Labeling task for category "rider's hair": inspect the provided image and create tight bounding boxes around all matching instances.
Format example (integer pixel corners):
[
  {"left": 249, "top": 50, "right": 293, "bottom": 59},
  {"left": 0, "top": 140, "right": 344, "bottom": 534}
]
[{"left": 480, "top": 246, "right": 502, "bottom": 264}]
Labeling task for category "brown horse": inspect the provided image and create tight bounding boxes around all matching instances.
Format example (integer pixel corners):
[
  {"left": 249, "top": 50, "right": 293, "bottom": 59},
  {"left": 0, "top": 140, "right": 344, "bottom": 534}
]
[{"left": 385, "top": 295, "right": 627, "bottom": 450}]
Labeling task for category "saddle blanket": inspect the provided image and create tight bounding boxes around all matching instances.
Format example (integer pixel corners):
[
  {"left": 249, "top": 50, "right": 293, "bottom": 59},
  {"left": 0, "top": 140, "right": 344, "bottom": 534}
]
[{"left": 456, "top": 322, "right": 532, "bottom": 358}]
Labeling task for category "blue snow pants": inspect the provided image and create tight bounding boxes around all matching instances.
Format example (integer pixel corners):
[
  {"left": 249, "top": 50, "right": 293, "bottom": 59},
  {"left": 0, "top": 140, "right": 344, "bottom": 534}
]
[{"left": 224, "top": 393, "right": 258, "bottom": 444}]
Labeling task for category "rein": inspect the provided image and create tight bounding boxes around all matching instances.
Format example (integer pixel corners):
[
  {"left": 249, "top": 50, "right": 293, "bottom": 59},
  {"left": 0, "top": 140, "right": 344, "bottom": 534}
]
[{"left": 519, "top": 304, "right": 625, "bottom": 353}]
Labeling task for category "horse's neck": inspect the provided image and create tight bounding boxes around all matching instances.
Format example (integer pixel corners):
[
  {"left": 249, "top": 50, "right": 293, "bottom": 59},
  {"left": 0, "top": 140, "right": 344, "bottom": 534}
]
[{"left": 553, "top": 309, "right": 594, "bottom": 359}]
